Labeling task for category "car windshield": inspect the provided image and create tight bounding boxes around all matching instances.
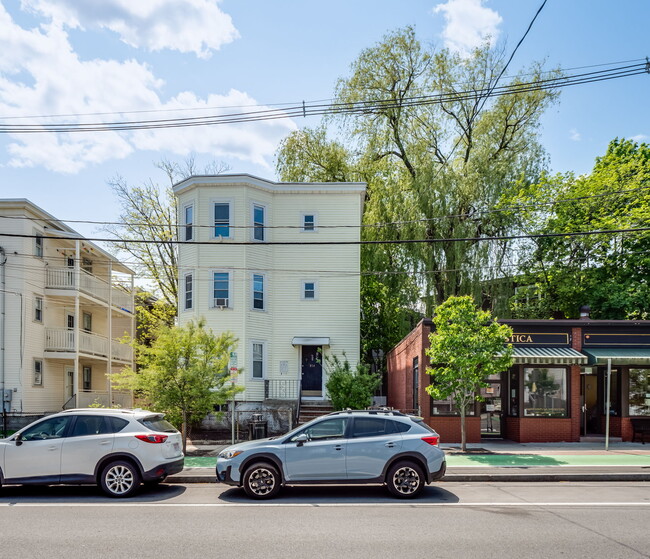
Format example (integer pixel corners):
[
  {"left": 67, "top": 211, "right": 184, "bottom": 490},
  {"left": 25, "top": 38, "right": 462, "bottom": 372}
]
[{"left": 138, "top": 415, "right": 177, "bottom": 433}]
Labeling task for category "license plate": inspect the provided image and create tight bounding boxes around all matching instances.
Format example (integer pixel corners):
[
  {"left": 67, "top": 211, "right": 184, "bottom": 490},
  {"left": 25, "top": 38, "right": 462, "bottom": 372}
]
[{"left": 173, "top": 443, "right": 180, "bottom": 452}]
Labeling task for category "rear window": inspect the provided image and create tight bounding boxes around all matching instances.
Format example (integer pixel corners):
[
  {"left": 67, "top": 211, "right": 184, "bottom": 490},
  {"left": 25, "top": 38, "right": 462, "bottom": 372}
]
[
  {"left": 138, "top": 415, "right": 177, "bottom": 433},
  {"left": 108, "top": 417, "right": 129, "bottom": 433},
  {"left": 391, "top": 420, "right": 412, "bottom": 433},
  {"left": 412, "top": 418, "right": 436, "bottom": 434}
]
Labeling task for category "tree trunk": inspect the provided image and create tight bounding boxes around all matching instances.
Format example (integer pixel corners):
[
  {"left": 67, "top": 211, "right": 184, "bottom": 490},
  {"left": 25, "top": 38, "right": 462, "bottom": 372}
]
[
  {"left": 181, "top": 408, "right": 188, "bottom": 455},
  {"left": 460, "top": 408, "right": 467, "bottom": 452}
]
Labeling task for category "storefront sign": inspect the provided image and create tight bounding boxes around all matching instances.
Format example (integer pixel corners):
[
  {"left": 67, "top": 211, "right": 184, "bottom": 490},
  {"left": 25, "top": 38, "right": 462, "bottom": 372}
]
[
  {"left": 583, "top": 333, "right": 650, "bottom": 346},
  {"left": 506, "top": 333, "right": 569, "bottom": 345}
]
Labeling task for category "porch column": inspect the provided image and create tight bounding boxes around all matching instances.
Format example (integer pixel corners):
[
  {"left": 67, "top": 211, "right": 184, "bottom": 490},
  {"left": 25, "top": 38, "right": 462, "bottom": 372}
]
[{"left": 73, "top": 239, "right": 80, "bottom": 407}]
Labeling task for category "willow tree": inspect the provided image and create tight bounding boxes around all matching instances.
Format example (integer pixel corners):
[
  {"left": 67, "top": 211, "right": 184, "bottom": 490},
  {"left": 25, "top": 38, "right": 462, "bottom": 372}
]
[{"left": 276, "top": 27, "right": 560, "bottom": 359}]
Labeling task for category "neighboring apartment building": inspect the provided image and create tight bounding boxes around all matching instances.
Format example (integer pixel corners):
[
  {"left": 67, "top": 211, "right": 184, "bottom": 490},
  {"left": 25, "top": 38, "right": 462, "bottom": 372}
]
[
  {"left": 0, "top": 200, "right": 135, "bottom": 431},
  {"left": 173, "top": 174, "right": 365, "bottom": 413}
]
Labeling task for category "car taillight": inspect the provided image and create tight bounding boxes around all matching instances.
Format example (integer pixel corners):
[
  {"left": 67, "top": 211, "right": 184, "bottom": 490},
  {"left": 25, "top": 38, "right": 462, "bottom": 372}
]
[
  {"left": 421, "top": 435, "right": 439, "bottom": 446},
  {"left": 135, "top": 434, "right": 168, "bottom": 444}
]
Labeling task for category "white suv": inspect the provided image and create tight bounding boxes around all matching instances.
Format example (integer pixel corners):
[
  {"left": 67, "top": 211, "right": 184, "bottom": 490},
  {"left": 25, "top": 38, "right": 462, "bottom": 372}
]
[{"left": 0, "top": 408, "right": 184, "bottom": 497}]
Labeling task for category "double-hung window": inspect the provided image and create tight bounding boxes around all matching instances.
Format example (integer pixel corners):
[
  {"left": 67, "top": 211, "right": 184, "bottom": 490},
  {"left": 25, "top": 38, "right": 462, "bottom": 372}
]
[
  {"left": 34, "top": 296, "right": 43, "bottom": 323},
  {"left": 252, "top": 274, "right": 264, "bottom": 310},
  {"left": 302, "top": 213, "right": 316, "bottom": 232},
  {"left": 302, "top": 280, "right": 317, "bottom": 300},
  {"left": 83, "top": 366, "right": 92, "bottom": 391},
  {"left": 213, "top": 272, "right": 231, "bottom": 308},
  {"left": 184, "top": 204, "right": 194, "bottom": 241},
  {"left": 34, "top": 359, "right": 43, "bottom": 386},
  {"left": 34, "top": 234, "right": 43, "bottom": 258},
  {"left": 252, "top": 342, "right": 265, "bottom": 379},
  {"left": 184, "top": 273, "right": 193, "bottom": 310},
  {"left": 253, "top": 204, "right": 265, "bottom": 241},
  {"left": 214, "top": 202, "right": 231, "bottom": 238}
]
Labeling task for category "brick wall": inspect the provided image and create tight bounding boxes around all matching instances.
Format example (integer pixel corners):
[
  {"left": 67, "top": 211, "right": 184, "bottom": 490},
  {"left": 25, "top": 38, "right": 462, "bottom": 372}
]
[{"left": 427, "top": 416, "right": 481, "bottom": 444}]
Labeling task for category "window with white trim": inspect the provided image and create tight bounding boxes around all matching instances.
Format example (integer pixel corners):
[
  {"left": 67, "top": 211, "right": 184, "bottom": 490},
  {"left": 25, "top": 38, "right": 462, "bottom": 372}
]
[
  {"left": 213, "top": 202, "right": 231, "bottom": 238},
  {"left": 34, "top": 359, "right": 43, "bottom": 386},
  {"left": 184, "top": 273, "right": 193, "bottom": 310},
  {"left": 302, "top": 280, "right": 318, "bottom": 300},
  {"left": 34, "top": 234, "right": 43, "bottom": 258},
  {"left": 82, "top": 311, "right": 92, "bottom": 333},
  {"left": 251, "top": 342, "right": 265, "bottom": 379},
  {"left": 83, "top": 366, "right": 92, "bottom": 391},
  {"left": 184, "top": 204, "right": 194, "bottom": 241},
  {"left": 253, "top": 204, "right": 265, "bottom": 241},
  {"left": 34, "top": 296, "right": 43, "bottom": 323},
  {"left": 252, "top": 274, "right": 264, "bottom": 310},
  {"left": 302, "top": 213, "right": 316, "bottom": 232},
  {"left": 213, "top": 271, "right": 231, "bottom": 308}
]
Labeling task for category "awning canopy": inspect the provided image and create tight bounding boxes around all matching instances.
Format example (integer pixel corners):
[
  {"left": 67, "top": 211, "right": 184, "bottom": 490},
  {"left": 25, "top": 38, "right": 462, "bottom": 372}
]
[
  {"left": 511, "top": 347, "right": 587, "bottom": 365},
  {"left": 582, "top": 348, "right": 650, "bottom": 366},
  {"left": 291, "top": 337, "right": 331, "bottom": 347}
]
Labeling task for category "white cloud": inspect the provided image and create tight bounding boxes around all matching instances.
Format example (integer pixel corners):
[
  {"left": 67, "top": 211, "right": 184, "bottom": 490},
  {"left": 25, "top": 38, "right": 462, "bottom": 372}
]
[
  {"left": 433, "top": 0, "right": 502, "bottom": 55},
  {"left": 569, "top": 129, "right": 581, "bottom": 142},
  {"left": 629, "top": 134, "right": 648, "bottom": 143},
  {"left": 20, "top": 0, "right": 239, "bottom": 58},
  {"left": 0, "top": 5, "right": 294, "bottom": 173}
]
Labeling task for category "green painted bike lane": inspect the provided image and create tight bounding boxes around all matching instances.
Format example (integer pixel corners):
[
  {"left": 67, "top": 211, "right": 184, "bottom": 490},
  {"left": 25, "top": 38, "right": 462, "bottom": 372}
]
[{"left": 184, "top": 453, "right": 650, "bottom": 469}]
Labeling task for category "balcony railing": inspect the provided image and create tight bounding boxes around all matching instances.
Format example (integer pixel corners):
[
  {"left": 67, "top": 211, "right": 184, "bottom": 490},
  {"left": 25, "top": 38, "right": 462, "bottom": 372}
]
[
  {"left": 112, "top": 340, "right": 133, "bottom": 362},
  {"left": 46, "top": 268, "right": 134, "bottom": 313},
  {"left": 264, "top": 379, "right": 300, "bottom": 400},
  {"left": 76, "top": 390, "right": 133, "bottom": 409}
]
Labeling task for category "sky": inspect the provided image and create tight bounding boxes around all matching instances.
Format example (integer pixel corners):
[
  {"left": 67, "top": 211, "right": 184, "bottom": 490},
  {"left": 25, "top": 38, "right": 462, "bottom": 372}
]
[{"left": 0, "top": 0, "right": 648, "bottom": 241}]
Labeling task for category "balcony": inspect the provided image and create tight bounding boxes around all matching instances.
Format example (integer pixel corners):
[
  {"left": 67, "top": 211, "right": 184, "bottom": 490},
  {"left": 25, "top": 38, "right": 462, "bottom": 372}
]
[
  {"left": 45, "top": 267, "right": 134, "bottom": 313},
  {"left": 45, "top": 328, "right": 133, "bottom": 362}
]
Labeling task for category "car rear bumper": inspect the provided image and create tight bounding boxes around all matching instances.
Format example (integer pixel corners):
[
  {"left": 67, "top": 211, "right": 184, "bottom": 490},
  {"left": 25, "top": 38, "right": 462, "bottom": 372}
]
[
  {"left": 428, "top": 460, "right": 446, "bottom": 482},
  {"left": 142, "top": 458, "right": 185, "bottom": 481}
]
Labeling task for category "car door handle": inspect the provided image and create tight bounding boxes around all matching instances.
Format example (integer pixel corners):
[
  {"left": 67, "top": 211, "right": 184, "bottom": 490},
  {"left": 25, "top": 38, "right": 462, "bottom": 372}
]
[
  {"left": 48, "top": 445, "right": 58, "bottom": 451},
  {"left": 334, "top": 445, "right": 343, "bottom": 451},
  {"left": 100, "top": 440, "right": 111, "bottom": 445},
  {"left": 385, "top": 442, "right": 396, "bottom": 448}
]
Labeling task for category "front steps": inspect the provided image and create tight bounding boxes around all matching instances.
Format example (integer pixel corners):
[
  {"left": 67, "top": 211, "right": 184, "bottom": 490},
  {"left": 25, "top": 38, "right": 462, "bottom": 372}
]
[{"left": 298, "top": 401, "right": 334, "bottom": 424}]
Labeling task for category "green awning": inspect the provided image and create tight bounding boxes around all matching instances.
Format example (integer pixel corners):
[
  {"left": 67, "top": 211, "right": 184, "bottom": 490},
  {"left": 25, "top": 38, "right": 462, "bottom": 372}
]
[
  {"left": 511, "top": 347, "right": 587, "bottom": 365},
  {"left": 582, "top": 348, "right": 650, "bottom": 365}
]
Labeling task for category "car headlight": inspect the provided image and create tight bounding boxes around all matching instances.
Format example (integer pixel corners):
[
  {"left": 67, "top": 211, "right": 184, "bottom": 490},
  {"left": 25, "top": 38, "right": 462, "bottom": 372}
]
[{"left": 218, "top": 449, "right": 243, "bottom": 459}]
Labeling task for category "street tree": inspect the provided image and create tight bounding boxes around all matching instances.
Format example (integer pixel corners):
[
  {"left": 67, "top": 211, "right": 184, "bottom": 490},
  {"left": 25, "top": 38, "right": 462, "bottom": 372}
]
[
  {"left": 112, "top": 318, "right": 240, "bottom": 453},
  {"left": 276, "top": 26, "right": 559, "bottom": 364},
  {"left": 507, "top": 138, "right": 650, "bottom": 319},
  {"left": 425, "top": 295, "right": 513, "bottom": 451}
]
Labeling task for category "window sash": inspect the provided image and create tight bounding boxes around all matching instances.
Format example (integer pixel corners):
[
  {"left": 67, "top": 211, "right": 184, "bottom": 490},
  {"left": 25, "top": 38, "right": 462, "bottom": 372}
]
[
  {"left": 303, "top": 214, "right": 315, "bottom": 231},
  {"left": 185, "top": 274, "right": 193, "bottom": 310},
  {"left": 213, "top": 272, "right": 230, "bottom": 306},
  {"left": 35, "top": 235, "right": 43, "bottom": 257},
  {"left": 253, "top": 205, "right": 265, "bottom": 241},
  {"left": 303, "top": 282, "right": 316, "bottom": 299},
  {"left": 83, "top": 366, "right": 92, "bottom": 391},
  {"left": 35, "top": 297, "right": 43, "bottom": 322},
  {"left": 252, "top": 343, "right": 264, "bottom": 378},
  {"left": 214, "top": 203, "right": 230, "bottom": 237},
  {"left": 184, "top": 205, "right": 193, "bottom": 241},
  {"left": 34, "top": 360, "right": 43, "bottom": 385},
  {"left": 253, "top": 274, "right": 264, "bottom": 310}
]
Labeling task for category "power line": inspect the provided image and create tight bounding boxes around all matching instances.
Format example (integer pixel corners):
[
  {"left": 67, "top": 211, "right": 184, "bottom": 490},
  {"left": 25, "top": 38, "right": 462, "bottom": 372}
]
[{"left": 0, "top": 63, "right": 646, "bottom": 134}]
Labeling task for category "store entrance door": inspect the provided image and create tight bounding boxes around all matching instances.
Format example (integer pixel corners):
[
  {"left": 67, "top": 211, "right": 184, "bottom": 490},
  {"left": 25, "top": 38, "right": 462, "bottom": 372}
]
[
  {"left": 581, "top": 373, "right": 600, "bottom": 435},
  {"left": 480, "top": 379, "right": 503, "bottom": 438}
]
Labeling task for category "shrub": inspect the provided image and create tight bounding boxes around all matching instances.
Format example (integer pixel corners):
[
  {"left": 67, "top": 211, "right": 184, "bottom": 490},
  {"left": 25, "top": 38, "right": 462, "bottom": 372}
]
[{"left": 325, "top": 353, "right": 381, "bottom": 410}]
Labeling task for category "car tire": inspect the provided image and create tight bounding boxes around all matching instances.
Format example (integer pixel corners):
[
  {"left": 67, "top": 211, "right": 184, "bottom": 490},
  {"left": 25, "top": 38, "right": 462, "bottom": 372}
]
[
  {"left": 242, "top": 462, "right": 281, "bottom": 500},
  {"left": 100, "top": 460, "right": 141, "bottom": 498},
  {"left": 386, "top": 461, "right": 425, "bottom": 499}
]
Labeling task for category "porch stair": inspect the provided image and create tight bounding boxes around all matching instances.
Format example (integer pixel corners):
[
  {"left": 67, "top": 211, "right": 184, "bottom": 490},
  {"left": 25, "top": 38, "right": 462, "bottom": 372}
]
[{"left": 298, "top": 401, "right": 334, "bottom": 425}]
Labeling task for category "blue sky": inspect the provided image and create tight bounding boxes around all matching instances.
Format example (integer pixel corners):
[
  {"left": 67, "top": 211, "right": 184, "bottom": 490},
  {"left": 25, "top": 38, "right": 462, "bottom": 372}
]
[{"left": 1, "top": 0, "right": 648, "bottom": 239}]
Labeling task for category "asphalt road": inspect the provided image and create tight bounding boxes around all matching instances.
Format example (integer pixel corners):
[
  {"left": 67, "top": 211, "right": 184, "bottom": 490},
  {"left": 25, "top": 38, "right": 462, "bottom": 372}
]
[{"left": 1, "top": 482, "right": 649, "bottom": 558}]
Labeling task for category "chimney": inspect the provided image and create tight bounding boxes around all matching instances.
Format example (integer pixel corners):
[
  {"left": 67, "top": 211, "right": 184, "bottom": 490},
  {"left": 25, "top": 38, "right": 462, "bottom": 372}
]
[{"left": 579, "top": 305, "right": 591, "bottom": 320}]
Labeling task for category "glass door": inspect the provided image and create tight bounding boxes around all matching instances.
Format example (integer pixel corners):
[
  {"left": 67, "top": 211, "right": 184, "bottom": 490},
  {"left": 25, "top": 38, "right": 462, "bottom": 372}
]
[{"left": 480, "top": 377, "right": 503, "bottom": 438}]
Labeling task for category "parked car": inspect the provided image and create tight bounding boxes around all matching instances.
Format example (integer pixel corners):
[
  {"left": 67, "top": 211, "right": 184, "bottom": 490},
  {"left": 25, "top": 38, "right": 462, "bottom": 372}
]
[
  {"left": 216, "top": 410, "right": 446, "bottom": 499},
  {"left": 0, "top": 408, "right": 184, "bottom": 497}
]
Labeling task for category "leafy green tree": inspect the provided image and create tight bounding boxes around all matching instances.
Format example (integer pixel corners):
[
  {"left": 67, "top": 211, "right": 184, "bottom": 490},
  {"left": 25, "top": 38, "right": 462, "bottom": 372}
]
[
  {"left": 425, "top": 296, "right": 513, "bottom": 451},
  {"left": 276, "top": 27, "right": 559, "bottom": 365},
  {"left": 507, "top": 138, "right": 650, "bottom": 319},
  {"left": 112, "top": 318, "right": 241, "bottom": 453},
  {"left": 325, "top": 353, "right": 382, "bottom": 410}
]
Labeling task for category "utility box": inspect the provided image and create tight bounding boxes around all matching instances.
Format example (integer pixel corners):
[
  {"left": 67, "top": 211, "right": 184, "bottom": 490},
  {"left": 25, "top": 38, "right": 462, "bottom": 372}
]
[{"left": 3, "top": 389, "right": 12, "bottom": 413}]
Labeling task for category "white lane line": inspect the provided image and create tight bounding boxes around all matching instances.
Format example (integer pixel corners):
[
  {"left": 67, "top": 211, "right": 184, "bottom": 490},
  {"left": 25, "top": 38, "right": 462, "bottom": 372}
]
[{"left": 1, "top": 502, "right": 650, "bottom": 508}]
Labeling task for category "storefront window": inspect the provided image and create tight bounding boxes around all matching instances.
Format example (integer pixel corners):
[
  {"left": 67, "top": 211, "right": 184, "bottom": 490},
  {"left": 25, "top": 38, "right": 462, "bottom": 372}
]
[
  {"left": 629, "top": 368, "right": 650, "bottom": 416},
  {"left": 523, "top": 367, "right": 568, "bottom": 417},
  {"left": 508, "top": 369, "right": 519, "bottom": 417},
  {"left": 430, "top": 396, "right": 476, "bottom": 416}
]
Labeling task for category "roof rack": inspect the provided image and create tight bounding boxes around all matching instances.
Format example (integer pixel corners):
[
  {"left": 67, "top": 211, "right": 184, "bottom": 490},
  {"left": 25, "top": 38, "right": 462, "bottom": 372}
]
[{"left": 327, "top": 408, "right": 407, "bottom": 417}]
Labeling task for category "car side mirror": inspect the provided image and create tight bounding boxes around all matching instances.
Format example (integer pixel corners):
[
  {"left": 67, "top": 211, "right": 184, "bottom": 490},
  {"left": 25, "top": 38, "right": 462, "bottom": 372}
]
[
  {"left": 14, "top": 433, "right": 23, "bottom": 446},
  {"left": 295, "top": 433, "right": 309, "bottom": 447}
]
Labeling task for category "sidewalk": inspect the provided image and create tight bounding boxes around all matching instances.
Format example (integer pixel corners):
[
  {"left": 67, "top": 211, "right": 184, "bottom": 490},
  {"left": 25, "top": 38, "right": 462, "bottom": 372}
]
[{"left": 167, "top": 440, "right": 650, "bottom": 484}]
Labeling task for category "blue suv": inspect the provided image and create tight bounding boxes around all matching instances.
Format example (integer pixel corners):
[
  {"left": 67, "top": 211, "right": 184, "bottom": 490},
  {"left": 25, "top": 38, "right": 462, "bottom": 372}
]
[{"left": 216, "top": 410, "right": 446, "bottom": 499}]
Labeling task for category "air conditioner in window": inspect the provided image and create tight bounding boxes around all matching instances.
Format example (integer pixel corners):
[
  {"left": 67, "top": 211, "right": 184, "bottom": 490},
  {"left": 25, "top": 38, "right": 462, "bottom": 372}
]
[{"left": 215, "top": 298, "right": 229, "bottom": 308}]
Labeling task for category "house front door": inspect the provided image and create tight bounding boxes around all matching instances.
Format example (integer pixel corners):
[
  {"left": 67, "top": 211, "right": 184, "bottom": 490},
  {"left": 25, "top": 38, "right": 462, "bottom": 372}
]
[
  {"left": 301, "top": 346, "right": 322, "bottom": 398},
  {"left": 65, "top": 367, "right": 74, "bottom": 402}
]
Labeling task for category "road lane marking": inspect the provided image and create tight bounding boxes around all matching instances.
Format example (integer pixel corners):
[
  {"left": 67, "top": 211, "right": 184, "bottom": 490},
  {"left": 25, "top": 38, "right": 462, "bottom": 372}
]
[{"left": 1, "top": 502, "right": 650, "bottom": 508}]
